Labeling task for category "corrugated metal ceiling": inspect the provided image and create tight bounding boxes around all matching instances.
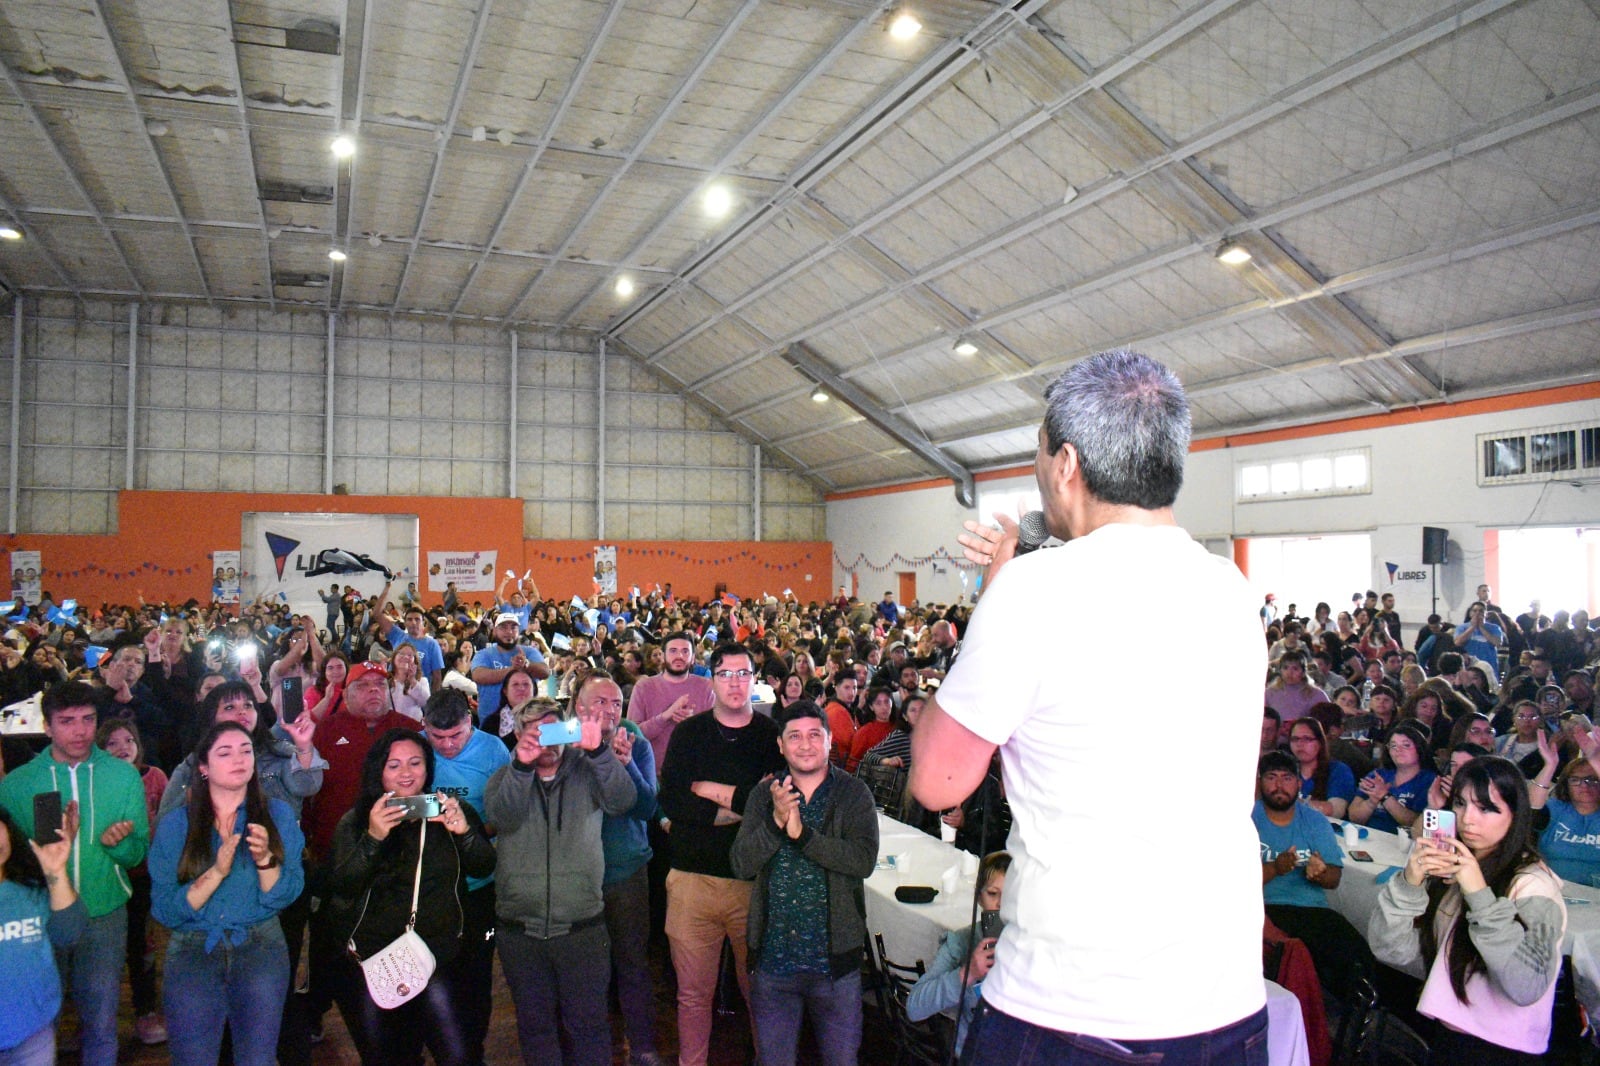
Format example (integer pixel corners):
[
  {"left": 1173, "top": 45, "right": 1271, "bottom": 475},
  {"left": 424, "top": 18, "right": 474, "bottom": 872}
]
[{"left": 1, "top": 0, "right": 1596, "bottom": 499}]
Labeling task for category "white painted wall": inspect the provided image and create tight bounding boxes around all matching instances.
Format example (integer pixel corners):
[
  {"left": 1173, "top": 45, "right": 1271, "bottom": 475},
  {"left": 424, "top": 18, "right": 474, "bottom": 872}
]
[{"left": 828, "top": 396, "right": 1600, "bottom": 624}]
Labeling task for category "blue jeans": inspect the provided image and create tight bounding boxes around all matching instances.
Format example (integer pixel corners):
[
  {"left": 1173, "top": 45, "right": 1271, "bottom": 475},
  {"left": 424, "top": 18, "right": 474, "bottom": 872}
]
[
  {"left": 750, "top": 968, "right": 861, "bottom": 1066},
  {"left": 163, "top": 923, "right": 290, "bottom": 1066},
  {"left": 498, "top": 920, "right": 612, "bottom": 1066},
  {"left": 0, "top": 1024, "right": 55, "bottom": 1066},
  {"left": 54, "top": 904, "right": 126, "bottom": 1066},
  {"left": 960, "top": 1003, "right": 1269, "bottom": 1066}
]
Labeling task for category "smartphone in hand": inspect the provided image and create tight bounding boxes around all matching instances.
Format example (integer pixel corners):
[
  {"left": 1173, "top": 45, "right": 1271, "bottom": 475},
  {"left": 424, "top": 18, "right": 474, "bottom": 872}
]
[
  {"left": 32, "top": 791, "right": 64, "bottom": 845},
  {"left": 1422, "top": 809, "right": 1457, "bottom": 848}
]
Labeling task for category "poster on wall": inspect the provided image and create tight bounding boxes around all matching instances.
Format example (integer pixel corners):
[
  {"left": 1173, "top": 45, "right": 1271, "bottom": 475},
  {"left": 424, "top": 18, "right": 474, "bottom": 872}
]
[
  {"left": 426, "top": 551, "right": 498, "bottom": 593},
  {"left": 593, "top": 545, "right": 617, "bottom": 596},
  {"left": 1383, "top": 561, "right": 1429, "bottom": 587},
  {"left": 8, "top": 550, "right": 41, "bottom": 605},
  {"left": 244, "top": 513, "right": 414, "bottom": 618},
  {"left": 212, "top": 551, "right": 241, "bottom": 603}
]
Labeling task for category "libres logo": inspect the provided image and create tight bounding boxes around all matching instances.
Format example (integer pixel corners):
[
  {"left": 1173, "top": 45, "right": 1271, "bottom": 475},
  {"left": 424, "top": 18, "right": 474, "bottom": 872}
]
[{"left": 265, "top": 532, "right": 301, "bottom": 580}]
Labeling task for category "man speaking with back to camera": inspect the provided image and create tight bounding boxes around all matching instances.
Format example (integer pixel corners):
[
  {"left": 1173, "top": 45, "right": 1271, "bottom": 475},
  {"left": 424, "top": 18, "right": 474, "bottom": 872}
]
[{"left": 910, "top": 348, "right": 1268, "bottom": 1064}]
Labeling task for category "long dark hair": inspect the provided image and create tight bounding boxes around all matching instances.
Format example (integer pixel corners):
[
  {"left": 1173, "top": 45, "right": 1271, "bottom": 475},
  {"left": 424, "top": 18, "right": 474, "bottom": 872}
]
[
  {"left": 176, "top": 722, "right": 285, "bottom": 883},
  {"left": 1289, "top": 717, "right": 1332, "bottom": 800},
  {"left": 199, "top": 679, "right": 272, "bottom": 746},
  {"left": 1419, "top": 756, "right": 1541, "bottom": 1001},
  {"left": 0, "top": 806, "right": 47, "bottom": 888},
  {"left": 353, "top": 728, "right": 435, "bottom": 829}
]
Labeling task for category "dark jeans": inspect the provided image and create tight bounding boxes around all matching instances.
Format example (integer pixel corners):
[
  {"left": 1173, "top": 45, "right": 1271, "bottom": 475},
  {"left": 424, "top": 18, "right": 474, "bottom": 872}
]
[
  {"left": 1429, "top": 1026, "right": 1545, "bottom": 1065},
  {"left": 960, "top": 1003, "right": 1269, "bottom": 1066},
  {"left": 276, "top": 881, "right": 315, "bottom": 1066},
  {"left": 333, "top": 953, "right": 473, "bottom": 1066},
  {"left": 55, "top": 904, "right": 126, "bottom": 1066},
  {"left": 444, "top": 882, "right": 497, "bottom": 1065},
  {"left": 498, "top": 920, "right": 612, "bottom": 1066},
  {"left": 125, "top": 866, "right": 160, "bottom": 1015},
  {"left": 750, "top": 968, "right": 862, "bottom": 1066},
  {"left": 603, "top": 868, "right": 658, "bottom": 1057},
  {"left": 1265, "top": 903, "right": 1375, "bottom": 998},
  {"left": 163, "top": 923, "right": 289, "bottom": 1066}
]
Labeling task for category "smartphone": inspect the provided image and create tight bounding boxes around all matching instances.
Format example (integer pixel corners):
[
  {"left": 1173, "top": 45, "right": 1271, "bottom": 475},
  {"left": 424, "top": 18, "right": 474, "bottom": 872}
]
[
  {"left": 280, "top": 675, "right": 305, "bottom": 725},
  {"left": 32, "top": 791, "right": 64, "bottom": 846},
  {"left": 1422, "top": 808, "right": 1457, "bottom": 847},
  {"left": 979, "top": 909, "right": 1004, "bottom": 941},
  {"left": 538, "top": 718, "right": 583, "bottom": 747},
  {"left": 235, "top": 643, "right": 258, "bottom": 664},
  {"left": 385, "top": 794, "right": 443, "bottom": 821},
  {"left": 1348, "top": 850, "right": 1375, "bottom": 862}
]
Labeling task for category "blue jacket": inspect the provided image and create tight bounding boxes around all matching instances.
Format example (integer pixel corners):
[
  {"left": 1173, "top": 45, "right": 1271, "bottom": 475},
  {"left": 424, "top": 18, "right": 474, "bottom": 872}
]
[{"left": 602, "top": 719, "right": 656, "bottom": 885}]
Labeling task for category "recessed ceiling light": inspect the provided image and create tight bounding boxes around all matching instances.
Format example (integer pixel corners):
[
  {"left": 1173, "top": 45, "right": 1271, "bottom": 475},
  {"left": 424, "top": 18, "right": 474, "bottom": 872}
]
[
  {"left": 0, "top": 226, "right": 21, "bottom": 241},
  {"left": 953, "top": 337, "right": 978, "bottom": 356},
  {"left": 328, "top": 248, "right": 348, "bottom": 262},
  {"left": 1216, "top": 242, "right": 1251, "bottom": 266},
  {"left": 704, "top": 184, "right": 732, "bottom": 218},
  {"left": 615, "top": 275, "right": 635, "bottom": 297},
  {"left": 889, "top": 11, "right": 921, "bottom": 39},
  {"left": 810, "top": 386, "right": 829, "bottom": 404},
  {"left": 146, "top": 120, "right": 170, "bottom": 138},
  {"left": 330, "top": 134, "right": 356, "bottom": 159}
]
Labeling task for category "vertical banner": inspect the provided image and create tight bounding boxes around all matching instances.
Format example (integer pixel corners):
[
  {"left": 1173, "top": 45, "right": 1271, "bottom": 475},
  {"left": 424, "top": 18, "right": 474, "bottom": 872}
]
[
  {"left": 593, "top": 545, "right": 618, "bottom": 596},
  {"left": 426, "top": 551, "right": 498, "bottom": 593},
  {"left": 8, "top": 550, "right": 41, "bottom": 604},
  {"left": 212, "top": 551, "right": 241, "bottom": 603}
]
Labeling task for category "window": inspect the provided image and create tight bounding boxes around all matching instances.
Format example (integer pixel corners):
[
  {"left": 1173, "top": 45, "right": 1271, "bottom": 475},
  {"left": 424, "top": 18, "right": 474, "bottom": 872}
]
[
  {"left": 1237, "top": 448, "right": 1369, "bottom": 503},
  {"left": 1478, "top": 420, "right": 1600, "bottom": 486}
]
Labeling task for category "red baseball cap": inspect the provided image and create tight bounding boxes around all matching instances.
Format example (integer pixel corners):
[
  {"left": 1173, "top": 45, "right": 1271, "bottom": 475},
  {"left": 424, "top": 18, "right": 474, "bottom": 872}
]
[{"left": 346, "top": 660, "right": 389, "bottom": 686}]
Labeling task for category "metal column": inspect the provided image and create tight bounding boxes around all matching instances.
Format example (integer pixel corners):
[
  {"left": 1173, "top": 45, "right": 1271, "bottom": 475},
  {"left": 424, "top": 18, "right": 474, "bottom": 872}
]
[
  {"left": 509, "top": 331, "right": 519, "bottom": 499},
  {"left": 7, "top": 298, "right": 20, "bottom": 533},
  {"left": 324, "top": 313, "right": 336, "bottom": 494},
  {"left": 125, "top": 303, "right": 138, "bottom": 488},
  {"left": 597, "top": 338, "right": 606, "bottom": 539}
]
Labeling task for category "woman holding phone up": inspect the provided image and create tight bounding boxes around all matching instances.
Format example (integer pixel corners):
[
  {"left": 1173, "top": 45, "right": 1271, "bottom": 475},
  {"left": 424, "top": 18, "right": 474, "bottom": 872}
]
[
  {"left": 1368, "top": 756, "right": 1565, "bottom": 1063},
  {"left": 323, "top": 728, "right": 495, "bottom": 1066}
]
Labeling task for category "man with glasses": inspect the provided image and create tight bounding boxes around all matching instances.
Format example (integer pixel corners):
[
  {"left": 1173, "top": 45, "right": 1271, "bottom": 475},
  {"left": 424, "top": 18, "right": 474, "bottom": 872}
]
[
  {"left": 1253, "top": 751, "right": 1374, "bottom": 996},
  {"left": 658, "top": 644, "right": 784, "bottom": 1066}
]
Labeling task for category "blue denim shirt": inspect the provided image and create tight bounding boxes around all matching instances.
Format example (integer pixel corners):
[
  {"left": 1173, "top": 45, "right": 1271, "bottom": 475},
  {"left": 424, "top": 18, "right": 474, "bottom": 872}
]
[{"left": 149, "top": 799, "right": 305, "bottom": 952}]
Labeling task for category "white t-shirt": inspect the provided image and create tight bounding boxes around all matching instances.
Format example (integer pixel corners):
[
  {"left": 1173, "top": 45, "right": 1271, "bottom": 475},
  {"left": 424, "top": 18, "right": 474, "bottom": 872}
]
[{"left": 937, "top": 523, "right": 1266, "bottom": 1039}]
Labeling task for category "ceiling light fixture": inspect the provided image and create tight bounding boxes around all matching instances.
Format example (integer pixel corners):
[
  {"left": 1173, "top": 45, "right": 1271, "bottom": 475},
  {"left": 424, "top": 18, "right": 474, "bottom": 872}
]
[
  {"left": 889, "top": 10, "right": 921, "bottom": 39},
  {"left": 146, "top": 120, "right": 170, "bottom": 137},
  {"left": 330, "top": 134, "right": 356, "bottom": 159},
  {"left": 953, "top": 336, "right": 978, "bottom": 356},
  {"left": 0, "top": 225, "right": 21, "bottom": 241},
  {"left": 703, "top": 184, "right": 732, "bottom": 218},
  {"left": 1216, "top": 241, "right": 1251, "bottom": 266},
  {"left": 615, "top": 275, "right": 635, "bottom": 298},
  {"left": 496, "top": 128, "right": 515, "bottom": 147},
  {"left": 328, "top": 248, "right": 348, "bottom": 262},
  {"left": 810, "top": 386, "right": 829, "bottom": 404},
  {"left": 367, "top": 234, "right": 382, "bottom": 248}
]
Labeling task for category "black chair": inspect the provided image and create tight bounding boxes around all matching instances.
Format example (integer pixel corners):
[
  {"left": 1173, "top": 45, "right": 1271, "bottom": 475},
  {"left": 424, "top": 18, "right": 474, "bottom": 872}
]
[
  {"left": 872, "top": 932, "right": 952, "bottom": 1066},
  {"left": 859, "top": 763, "right": 907, "bottom": 817}
]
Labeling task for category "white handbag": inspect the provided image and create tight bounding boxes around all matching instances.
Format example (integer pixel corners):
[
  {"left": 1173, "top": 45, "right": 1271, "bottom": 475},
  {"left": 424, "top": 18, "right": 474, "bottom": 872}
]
[{"left": 349, "top": 823, "right": 437, "bottom": 1010}]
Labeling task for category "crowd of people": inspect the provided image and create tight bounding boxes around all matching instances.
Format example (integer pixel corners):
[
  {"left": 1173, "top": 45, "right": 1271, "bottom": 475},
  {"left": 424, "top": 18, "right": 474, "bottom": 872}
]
[
  {"left": 1255, "top": 590, "right": 1600, "bottom": 1063},
  {"left": 0, "top": 572, "right": 990, "bottom": 1066},
  {"left": 1, "top": 341, "right": 1597, "bottom": 1066}
]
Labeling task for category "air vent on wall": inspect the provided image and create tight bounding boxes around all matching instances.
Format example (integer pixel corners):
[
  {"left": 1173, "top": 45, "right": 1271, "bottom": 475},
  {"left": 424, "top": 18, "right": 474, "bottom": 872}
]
[
  {"left": 273, "top": 272, "right": 329, "bottom": 288},
  {"left": 1477, "top": 419, "right": 1600, "bottom": 486},
  {"left": 260, "top": 181, "right": 334, "bottom": 205}
]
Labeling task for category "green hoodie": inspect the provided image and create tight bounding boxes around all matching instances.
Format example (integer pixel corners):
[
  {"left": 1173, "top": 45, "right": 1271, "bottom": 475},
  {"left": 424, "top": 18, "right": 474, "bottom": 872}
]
[{"left": 0, "top": 745, "right": 150, "bottom": 918}]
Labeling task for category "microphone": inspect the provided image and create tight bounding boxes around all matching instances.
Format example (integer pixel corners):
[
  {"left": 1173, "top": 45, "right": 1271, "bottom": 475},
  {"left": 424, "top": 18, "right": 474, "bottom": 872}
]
[{"left": 1015, "top": 511, "right": 1050, "bottom": 556}]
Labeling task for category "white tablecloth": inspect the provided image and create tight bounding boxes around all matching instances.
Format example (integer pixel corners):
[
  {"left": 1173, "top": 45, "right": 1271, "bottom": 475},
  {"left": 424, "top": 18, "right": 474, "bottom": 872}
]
[
  {"left": 1266, "top": 979, "right": 1311, "bottom": 1066},
  {"left": 866, "top": 813, "right": 975, "bottom": 968}
]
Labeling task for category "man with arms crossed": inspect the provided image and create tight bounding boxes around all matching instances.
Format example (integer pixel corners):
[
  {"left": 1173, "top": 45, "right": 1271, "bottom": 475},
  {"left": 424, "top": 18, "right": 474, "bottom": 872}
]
[
  {"left": 659, "top": 644, "right": 784, "bottom": 1066},
  {"left": 911, "top": 348, "right": 1268, "bottom": 1063}
]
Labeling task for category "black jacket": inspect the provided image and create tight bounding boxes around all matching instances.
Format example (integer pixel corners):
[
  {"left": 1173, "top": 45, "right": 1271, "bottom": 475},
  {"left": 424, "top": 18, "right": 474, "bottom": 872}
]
[{"left": 324, "top": 804, "right": 496, "bottom": 965}]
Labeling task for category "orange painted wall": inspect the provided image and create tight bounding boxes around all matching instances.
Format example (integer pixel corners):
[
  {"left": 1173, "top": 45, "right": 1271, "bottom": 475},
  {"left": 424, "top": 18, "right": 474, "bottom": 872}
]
[{"left": 0, "top": 491, "right": 831, "bottom": 609}]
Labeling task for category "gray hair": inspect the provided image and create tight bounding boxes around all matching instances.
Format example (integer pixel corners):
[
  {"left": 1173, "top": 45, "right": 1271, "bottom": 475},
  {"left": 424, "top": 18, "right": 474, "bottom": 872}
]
[{"left": 1041, "top": 348, "right": 1189, "bottom": 509}]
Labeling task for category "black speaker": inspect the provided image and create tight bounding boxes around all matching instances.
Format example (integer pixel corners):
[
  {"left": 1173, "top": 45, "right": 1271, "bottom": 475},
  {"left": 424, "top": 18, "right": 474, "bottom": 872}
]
[{"left": 1422, "top": 526, "right": 1449, "bottom": 565}]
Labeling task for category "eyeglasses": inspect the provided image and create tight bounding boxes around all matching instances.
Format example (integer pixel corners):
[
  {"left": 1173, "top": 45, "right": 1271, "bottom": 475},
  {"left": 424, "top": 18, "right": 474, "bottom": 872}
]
[
  {"left": 713, "top": 669, "right": 754, "bottom": 681},
  {"left": 1571, "top": 778, "right": 1600, "bottom": 788},
  {"left": 1515, "top": 713, "right": 1542, "bottom": 721}
]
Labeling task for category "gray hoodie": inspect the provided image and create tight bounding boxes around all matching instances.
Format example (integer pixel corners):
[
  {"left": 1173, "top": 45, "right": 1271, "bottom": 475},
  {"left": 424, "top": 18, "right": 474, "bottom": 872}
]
[{"left": 485, "top": 743, "right": 635, "bottom": 938}]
